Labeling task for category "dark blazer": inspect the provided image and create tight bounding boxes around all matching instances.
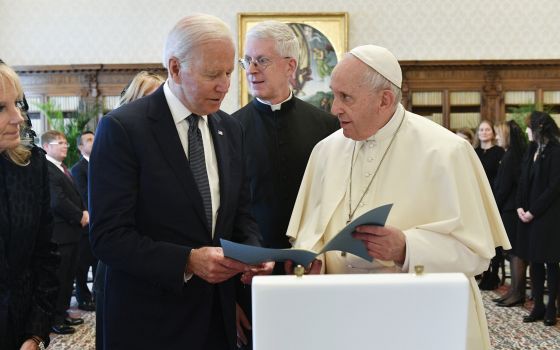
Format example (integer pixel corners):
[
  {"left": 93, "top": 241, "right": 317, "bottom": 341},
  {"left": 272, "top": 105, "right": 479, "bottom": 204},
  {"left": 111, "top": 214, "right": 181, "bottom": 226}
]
[
  {"left": 516, "top": 141, "right": 560, "bottom": 262},
  {"left": 493, "top": 149, "right": 523, "bottom": 252},
  {"left": 233, "top": 97, "right": 339, "bottom": 249},
  {"left": 0, "top": 147, "right": 59, "bottom": 349},
  {"left": 89, "top": 86, "right": 261, "bottom": 350},
  {"left": 46, "top": 161, "right": 85, "bottom": 244},
  {"left": 70, "top": 157, "right": 88, "bottom": 209}
]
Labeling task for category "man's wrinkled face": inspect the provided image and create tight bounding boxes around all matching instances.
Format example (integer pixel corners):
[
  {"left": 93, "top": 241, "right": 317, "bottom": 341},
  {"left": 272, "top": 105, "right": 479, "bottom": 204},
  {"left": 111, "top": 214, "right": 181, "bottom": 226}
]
[
  {"left": 243, "top": 37, "right": 294, "bottom": 104},
  {"left": 330, "top": 57, "right": 384, "bottom": 141},
  {"left": 172, "top": 39, "right": 235, "bottom": 116}
]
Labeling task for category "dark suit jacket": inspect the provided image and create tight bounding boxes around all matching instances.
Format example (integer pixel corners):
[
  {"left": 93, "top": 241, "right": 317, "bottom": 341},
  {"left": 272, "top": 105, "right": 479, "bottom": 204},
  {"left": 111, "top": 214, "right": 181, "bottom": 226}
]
[
  {"left": 47, "top": 161, "right": 85, "bottom": 244},
  {"left": 70, "top": 157, "right": 88, "bottom": 209},
  {"left": 89, "top": 86, "right": 261, "bottom": 350},
  {"left": 0, "top": 147, "right": 59, "bottom": 349},
  {"left": 232, "top": 97, "right": 339, "bottom": 249}
]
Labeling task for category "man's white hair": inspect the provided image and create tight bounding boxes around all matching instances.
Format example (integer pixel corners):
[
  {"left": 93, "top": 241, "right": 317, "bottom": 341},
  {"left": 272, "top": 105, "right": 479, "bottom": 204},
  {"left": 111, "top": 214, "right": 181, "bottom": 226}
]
[
  {"left": 162, "top": 14, "right": 233, "bottom": 69},
  {"left": 246, "top": 21, "right": 300, "bottom": 66}
]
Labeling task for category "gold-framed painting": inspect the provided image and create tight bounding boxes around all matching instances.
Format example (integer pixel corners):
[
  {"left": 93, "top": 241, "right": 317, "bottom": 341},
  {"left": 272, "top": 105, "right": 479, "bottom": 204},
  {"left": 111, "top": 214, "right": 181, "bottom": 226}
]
[{"left": 237, "top": 12, "right": 348, "bottom": 109}]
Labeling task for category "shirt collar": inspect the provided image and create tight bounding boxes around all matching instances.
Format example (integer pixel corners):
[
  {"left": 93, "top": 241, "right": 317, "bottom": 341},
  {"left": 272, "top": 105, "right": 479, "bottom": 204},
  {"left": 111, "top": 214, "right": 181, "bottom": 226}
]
[
  {"left": 256, "top": 90, "right": 293, "bottom": 111},
  {"left": 46, "top": 154, "right": 63, "bottom": 169},
  {"left": 83, "top": 155, "right": 90, "bottom": 162},
  {"left": 164, "top": 80, "right": 209, "bottom": 125},
  {"left": 362, "top": 103, "right": 405, "bottom": 144}
]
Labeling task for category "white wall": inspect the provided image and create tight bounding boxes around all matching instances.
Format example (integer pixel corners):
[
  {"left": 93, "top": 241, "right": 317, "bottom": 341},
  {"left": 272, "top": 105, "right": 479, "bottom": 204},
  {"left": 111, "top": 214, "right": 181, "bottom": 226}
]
[{"left": 1, "top": 0, "right": 559, "bottom": 112}]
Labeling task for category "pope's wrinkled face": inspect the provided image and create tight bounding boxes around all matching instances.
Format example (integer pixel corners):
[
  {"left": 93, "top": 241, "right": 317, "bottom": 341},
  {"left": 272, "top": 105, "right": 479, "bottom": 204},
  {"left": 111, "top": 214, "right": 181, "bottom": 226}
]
[
  {"left": 243, "top": 37, "right": 295, "bottom": 104},
  {"left": 0, "top": 79, "right": 25, "bottom": 153},
  {"left": 330, "top": 57, "right": 387, "bottom": 141},
  {"left": 171, "top": 39, "right": 234, "bottom": 116}
]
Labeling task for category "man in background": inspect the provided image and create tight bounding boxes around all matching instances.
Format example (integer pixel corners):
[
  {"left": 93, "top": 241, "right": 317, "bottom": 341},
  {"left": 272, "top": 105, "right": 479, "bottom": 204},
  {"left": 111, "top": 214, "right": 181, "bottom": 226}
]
[
  {"left": 232, "top": 20, "right": 339, "bottom": 348},
  {"left": 42, "top": 130, "right": 88, "bottom": 335},
  {"left": 70, "top": 130, "right": 96, "bottom": 312},
  {"left": 89, "top": 14, "right": 271, "bottom": 350}
]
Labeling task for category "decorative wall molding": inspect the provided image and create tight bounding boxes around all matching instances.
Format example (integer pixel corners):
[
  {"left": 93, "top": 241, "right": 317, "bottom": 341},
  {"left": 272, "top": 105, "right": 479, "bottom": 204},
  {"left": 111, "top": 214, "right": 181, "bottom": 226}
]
[
  {"left": 15, "top": 64, "right": 167, "bottom": 98},
  {"left": 14, "top": 59, "right": 560, "bottom": 128}
]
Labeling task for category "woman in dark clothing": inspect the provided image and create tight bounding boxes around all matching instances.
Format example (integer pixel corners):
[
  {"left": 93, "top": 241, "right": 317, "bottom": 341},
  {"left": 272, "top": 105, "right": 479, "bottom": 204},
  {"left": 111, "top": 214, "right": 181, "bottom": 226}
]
[
  {"left": 493, "top": 120, "right": 527, "bottom": 307},
  {"left": 475, "top": 119, "right": 506, "bottom": 290},
  {"left": 517, "top": 111, "right": 560, "bottom": 326},
  {"left": 0, "top": 63, "right": 59, "bottom": 349}
]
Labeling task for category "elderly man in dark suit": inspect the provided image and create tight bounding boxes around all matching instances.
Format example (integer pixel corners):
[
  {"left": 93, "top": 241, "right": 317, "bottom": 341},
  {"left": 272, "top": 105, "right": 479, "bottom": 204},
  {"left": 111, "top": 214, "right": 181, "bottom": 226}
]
[
  {"left": 89, "top": 14, "right": 272, "bottom": 350},
  {"left": 70, "top": 130, "right": 97, "bottom": 312},
  {"left": 42, "top": 130, "right": 89, "bottom": 335}
]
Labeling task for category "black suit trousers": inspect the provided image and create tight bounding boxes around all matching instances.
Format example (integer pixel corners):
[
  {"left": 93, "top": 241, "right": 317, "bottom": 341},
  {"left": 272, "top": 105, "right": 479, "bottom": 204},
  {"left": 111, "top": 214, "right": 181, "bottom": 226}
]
[
  {"left": 75, "top": 232, "right": 97, "bottom": 303},
  {"left": 53, "top": 242, "right": 79, "bottom": 324}
]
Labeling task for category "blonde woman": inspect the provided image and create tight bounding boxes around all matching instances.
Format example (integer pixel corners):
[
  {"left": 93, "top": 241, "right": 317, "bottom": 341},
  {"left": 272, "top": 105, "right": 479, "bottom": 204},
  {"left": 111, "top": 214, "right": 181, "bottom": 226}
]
[
  {"left": 118, "top": 71, "right": 164, "bottom": 107},
  {"left": 475, "top": 119, "right": 506, "bottom": 290},
  {"left": 0, "top": 62, "right": 59, "bottom": 350},
  {"left": 492, "top": 120, "right": 527, "bottom": 307}
]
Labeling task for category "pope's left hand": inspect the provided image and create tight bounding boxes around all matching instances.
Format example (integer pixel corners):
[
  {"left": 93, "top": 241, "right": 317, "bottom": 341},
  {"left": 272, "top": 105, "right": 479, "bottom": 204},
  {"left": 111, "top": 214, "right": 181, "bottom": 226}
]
[
  {"left": 240, "top": 261, "right": 275, "bottom": 284},
  {"left": 353, "top": 225, "right": 406, "bottom": 264}
]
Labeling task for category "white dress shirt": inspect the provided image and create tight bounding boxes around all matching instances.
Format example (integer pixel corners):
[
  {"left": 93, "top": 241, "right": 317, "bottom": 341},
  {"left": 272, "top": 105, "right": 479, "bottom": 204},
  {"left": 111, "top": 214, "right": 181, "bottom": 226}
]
[{"left": 46, "top": 154, "right": 65, "bottom": 174}]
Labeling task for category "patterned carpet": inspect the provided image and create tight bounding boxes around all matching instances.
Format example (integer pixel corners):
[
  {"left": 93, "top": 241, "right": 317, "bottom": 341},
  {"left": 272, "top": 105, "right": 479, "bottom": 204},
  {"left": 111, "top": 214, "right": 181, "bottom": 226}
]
[
  {"left": 484, "top": 286, "right": 560, "bottom": 350},
  {"left": 48, "top": 288, "right": 560, "bottom": 349}
]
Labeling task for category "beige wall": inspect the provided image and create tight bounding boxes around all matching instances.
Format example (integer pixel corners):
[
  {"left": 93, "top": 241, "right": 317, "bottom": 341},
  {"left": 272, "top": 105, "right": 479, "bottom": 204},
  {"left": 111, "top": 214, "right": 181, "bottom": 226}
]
[{"left": 1, "top": 0, "right": 559, "bottom": 112}]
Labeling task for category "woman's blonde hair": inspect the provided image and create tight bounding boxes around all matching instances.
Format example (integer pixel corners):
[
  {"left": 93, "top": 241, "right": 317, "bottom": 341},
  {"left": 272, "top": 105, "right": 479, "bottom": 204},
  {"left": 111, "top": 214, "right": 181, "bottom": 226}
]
[
  {"left": 494, "top": 122, "right": 511, "bottom": 150},
  {"left": 118, "top": 71, "right": 164, "bottom": 107},
  {"left": 0, "top": 63, "right": 31, "bottom": 166}
]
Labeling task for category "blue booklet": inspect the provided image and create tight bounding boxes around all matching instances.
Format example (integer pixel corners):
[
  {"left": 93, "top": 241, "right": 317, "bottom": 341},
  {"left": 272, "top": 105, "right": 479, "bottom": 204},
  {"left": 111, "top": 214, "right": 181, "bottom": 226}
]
[{"left": 221, "top": 203, "right": 392, "bottom": 266}]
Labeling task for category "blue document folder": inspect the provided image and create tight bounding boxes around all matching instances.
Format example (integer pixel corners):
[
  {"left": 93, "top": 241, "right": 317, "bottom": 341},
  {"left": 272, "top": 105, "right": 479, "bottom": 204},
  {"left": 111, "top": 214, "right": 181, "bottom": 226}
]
[{"left": 221, "top": 203, "right": 392, "bottom": 266}]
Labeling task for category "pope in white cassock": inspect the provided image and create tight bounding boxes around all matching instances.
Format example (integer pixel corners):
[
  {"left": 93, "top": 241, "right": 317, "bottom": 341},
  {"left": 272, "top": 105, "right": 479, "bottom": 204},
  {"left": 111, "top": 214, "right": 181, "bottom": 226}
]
[{"left": 286, "top": 45, "right": 510, "bottom": 350}]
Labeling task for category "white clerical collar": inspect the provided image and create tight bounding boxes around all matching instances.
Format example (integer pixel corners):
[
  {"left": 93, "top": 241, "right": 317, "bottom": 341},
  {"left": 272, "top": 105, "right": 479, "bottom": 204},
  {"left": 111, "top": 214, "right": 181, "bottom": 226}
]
[
  {"left": 363, "top": 104, "right": 405, "bottom": 144},
  {"left": 46, "top": 154, "right": 64, "bottom": 172},
  {"left": 256, "top": 91, "right": 293, "bottom": 111},
  {"left": 164, "top": 80, "right": 209, "bottom": 125}
]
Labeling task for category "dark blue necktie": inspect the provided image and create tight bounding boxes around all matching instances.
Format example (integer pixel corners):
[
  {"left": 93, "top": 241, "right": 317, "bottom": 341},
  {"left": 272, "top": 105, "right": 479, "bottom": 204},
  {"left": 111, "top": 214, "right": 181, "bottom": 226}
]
[{"left": 187, "top": 114, "right": 212, "bottom": 231}]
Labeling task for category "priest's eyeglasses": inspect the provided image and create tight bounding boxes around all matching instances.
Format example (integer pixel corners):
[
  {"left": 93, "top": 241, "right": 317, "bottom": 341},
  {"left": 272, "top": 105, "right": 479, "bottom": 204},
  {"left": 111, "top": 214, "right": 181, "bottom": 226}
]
[{"left": 238, "top": 56, "right": 291, "bottom": 71}]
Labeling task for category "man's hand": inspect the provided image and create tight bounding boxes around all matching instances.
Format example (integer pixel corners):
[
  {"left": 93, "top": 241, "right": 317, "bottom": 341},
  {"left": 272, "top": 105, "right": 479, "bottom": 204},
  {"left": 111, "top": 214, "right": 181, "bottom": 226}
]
[
  {"left": 353, "top": 224, "right": 406, "bottom": 264},
  {"left": 80, "top": 210, "right": 89, "bottom": 227},
  {"left": 240, "top": 261, "right": 275, "bottom": 284},
  {"left": 236, "top": 302, "right": 251, "bottom": 348},
  {"left": 284, "top": 259, "right": 322, "bottom": 275},
  {"left": 187, "top": 247, "right": 250, "bottom": 284}
]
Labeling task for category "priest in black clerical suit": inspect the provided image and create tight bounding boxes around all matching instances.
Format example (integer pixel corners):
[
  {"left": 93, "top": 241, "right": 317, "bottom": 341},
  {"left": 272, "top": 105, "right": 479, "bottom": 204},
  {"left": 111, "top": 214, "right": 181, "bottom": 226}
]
[{"left": 232, "top": 20, "right": 339, "bottom": 349}]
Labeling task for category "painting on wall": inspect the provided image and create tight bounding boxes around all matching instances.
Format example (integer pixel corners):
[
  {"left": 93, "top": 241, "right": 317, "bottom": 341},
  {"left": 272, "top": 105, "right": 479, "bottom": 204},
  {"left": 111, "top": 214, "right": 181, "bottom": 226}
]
[{"left": 238, "top": 12, "right": 348, "bottom": 111}]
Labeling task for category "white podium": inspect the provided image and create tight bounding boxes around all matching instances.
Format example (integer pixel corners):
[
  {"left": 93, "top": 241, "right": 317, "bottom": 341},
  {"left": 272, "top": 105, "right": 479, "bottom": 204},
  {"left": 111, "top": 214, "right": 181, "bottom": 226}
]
[{"left": 252, "top": 273, "right": 469, "bottom": 350}]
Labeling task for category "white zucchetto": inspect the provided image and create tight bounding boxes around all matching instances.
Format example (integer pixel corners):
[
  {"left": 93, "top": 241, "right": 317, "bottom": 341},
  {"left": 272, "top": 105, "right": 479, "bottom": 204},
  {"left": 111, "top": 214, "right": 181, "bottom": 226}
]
[{"left": 350, "top": 45, "right": 402, "bottom": 88}]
